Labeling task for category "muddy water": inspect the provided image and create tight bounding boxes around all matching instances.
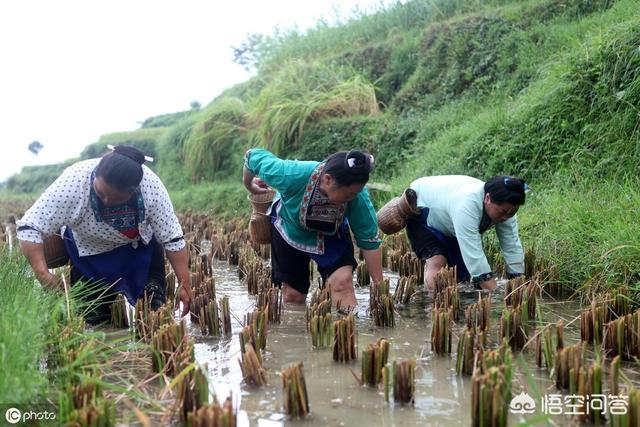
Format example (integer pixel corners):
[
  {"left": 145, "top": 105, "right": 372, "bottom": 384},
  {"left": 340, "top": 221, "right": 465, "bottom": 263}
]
[{"left": 188, "top": 260, "right": 638, "bottom": 426}]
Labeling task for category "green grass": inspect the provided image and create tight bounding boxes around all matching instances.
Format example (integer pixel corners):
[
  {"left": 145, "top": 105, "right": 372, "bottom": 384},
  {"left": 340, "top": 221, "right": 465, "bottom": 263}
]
[
  {"left": 169, "top": 180, "right": 249, "bottom": 218},
  {"left": 464, "top": 11, "right": 640, "bottom": 180},
  {"left": 156, "top": 114, "right": 197, "bottom": 190},
  {"left": 80, "top": 127, "right": 169, "bottom": 166},
  {"left": 141, "top": 110, "right": 196, "bottom": 129},
  {"left": 3, "top": 0, "right": 640, "bottom": 296},
  {"left": 93, "top": 128, "right": 169, "bottom": 147},
  {"left": 248, "top": 60, "right": 379, "bottom": 154},
  {"left": 0, "top": 248, "right": 165, "bottom": 422},
  {"left": 0, "top": 250, "right": 56, "bottom": 403},
  {"left": 182, "top": 97, "right": 248, "bottom": 181},
  {"left": 0, "top": 192, "right": 36, "bottom": 207},
  {"left": 239, "top": 0, "right": 524, "bottom": 74},
  {"left": 518, "top": 177, "right": 640, "bottom": 295},
  {"left": 2, "top": 160, "right": 77, "bottom": 194}
]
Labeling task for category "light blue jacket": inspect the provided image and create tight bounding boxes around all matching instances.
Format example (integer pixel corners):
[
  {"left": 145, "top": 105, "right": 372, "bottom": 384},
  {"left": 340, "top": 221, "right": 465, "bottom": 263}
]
[{"left": 410, "top": 175, "right": 525, "bottom": 277}]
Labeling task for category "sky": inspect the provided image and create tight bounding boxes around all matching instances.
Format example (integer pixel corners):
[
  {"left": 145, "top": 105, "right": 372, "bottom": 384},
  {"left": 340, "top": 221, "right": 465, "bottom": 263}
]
[{"left": 0, "top": 0, "right": 392, "bottom": 183}]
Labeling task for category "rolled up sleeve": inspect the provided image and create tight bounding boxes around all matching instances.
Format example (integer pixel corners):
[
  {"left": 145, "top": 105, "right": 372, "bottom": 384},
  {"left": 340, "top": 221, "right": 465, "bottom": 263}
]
[
  {"left": 16, "top": 227, "right": 44, "bottom": 244},
  {"left": 16, "top": 165, "right": 85, "bottom": 243},
  {"left": 348, "top": 188, "right": 381, "bottom": 250},
  {"left": 146, "top": 174, "right": 185, "bottom": 252},
  {"left": 244, "top": 148, "right": 314, "bottom": 197}
]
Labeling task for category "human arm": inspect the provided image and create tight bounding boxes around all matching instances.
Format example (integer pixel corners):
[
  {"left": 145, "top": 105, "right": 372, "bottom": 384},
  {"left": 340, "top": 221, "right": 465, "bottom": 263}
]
[
  {"left": 243, "top": 165, "right": 270, "bottom": 195},
  {"left": 450, "top": 201, "right": 496, "bottom": 290},
  {"left": 16, "top": 162, "right": 87, "bottom": 245},
  {"left": 361, "top": 248, "right": 384, "bottom": 284},
  {"left": 16, "top": 162, "right": 88, "bottom": 288},
  {"left": 165, "top": 247, "right": 192, "bottom": 317},
  {"left": 495, "top": 217, "right": 525, "bottom": 277},
  {"left": 143, "top": 171, "right": 193, "bottom": 315},
  {"left": 348, "top": 188, "right": 382, "bottom": 251},
  {"left": 243, "top": 148, "right": 315, "bottom": 197},
  {"left": 19, "top": 240, "right": 63, "bottom": 290},
  {"left": 347, "top": 189, "right": 384, "bottom": 283}
]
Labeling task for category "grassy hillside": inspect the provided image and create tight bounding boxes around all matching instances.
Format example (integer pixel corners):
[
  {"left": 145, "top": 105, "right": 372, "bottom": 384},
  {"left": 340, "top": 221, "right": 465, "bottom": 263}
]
[{"left": 4, "top": 0, "right": 639, "bottom": 293}]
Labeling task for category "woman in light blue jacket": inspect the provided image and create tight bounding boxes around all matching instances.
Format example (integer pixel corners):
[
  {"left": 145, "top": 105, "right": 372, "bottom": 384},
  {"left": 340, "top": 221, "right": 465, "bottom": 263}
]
[{"left": 407, "top": 175, "right": 527, "bottom": 291}]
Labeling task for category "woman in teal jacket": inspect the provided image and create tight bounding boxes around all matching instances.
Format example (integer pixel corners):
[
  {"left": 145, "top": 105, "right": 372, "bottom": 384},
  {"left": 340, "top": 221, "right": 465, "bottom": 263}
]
[{"left": 243, "top": 148, "right": 383, "bottom": 307}]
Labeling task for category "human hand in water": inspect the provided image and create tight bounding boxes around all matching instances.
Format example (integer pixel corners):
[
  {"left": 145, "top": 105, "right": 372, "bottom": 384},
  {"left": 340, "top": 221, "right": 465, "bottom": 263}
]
[{"left": 178, "top": 285, "right": 193, "bottom": 318}]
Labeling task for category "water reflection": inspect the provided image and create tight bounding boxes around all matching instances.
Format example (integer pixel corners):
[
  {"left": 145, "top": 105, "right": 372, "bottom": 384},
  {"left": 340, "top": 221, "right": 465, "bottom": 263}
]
[{"left": 187, "top": 260, "right": 636, "bottom": 426}]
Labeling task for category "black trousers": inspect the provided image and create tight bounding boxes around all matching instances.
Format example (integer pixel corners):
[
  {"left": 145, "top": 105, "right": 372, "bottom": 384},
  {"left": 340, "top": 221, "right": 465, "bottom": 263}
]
[{"left": 269, "top": 222, "right": 358, "bottom": 294}]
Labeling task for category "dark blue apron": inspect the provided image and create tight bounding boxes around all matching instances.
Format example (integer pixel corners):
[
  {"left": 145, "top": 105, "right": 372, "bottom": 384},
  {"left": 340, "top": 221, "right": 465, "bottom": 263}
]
[
  {"left": 308, "top": 220, "right": 350, "bottom": 269},
  {"left": 63, "top": 227, "right": 155, "bottom": 304},
  {"left": 271, "top": 200, "right": 350, "bottom": 269}
]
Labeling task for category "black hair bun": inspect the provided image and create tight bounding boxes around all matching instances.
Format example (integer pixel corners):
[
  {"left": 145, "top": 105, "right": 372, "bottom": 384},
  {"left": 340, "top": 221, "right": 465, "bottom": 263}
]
[
  {"left": 484, "top": 175, "right": 527, "bottom": 206},
  {"left": 344, "top": 150, "right": 374, "bottom": 172},
  {"left": 503, "top": 177, "right": 527, "bottom": 190},
  {"left": 113, "top": 145, "right": 146, "bottom": 165}
]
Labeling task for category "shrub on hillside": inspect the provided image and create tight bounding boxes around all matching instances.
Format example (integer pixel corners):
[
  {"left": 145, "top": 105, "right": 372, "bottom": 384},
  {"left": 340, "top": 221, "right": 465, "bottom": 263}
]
[
  {"left": 156, "top": 115, "right": 197, "bottom": 189},
  {"left": 4, "top": 161, "right": 75, "bottom": 194},
  {"left": 333, "top": 33, "right": 421, "bottom": 107},
  {"left": 141, "top": 110, "right": 195, "bottom": 128},
  {"left": 240, "top": 0, "right": 523, "bottom": 74},
  {"left": 392, "top": 0, "right": 615, "bottom": 112},
  {"left": 292, "top": 113, "right": 423, "bottom": 180},
  {"left": 80, "top": 128, "right": 167, "bottom": 167},
  {"left": 248, "top": 60, "right": 379, "bottom": 154},
  {"left": 183, "top": 97, "right": 248, "bottom": 181},
  {"left": 464, "top": 21, "right": 640, "bottom": 180}
]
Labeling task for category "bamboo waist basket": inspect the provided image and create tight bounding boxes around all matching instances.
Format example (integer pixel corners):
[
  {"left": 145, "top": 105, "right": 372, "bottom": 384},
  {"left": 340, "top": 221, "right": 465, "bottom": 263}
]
[
  {"left": 43, "top": 234, "right": 69, "bottom": 268},
  {"left": 377, "top": 188, "right": 420, "bottom": 235},
  {"left": 248, "top": 190, "right": 276, "bottom": 215},
  {"left": 248, "top": 190, "right": 275, "bottom": 244}
]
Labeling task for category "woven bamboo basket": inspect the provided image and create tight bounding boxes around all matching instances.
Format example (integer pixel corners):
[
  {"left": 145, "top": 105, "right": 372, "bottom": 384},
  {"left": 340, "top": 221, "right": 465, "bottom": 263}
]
[
  {"left": 249, "top": 212, "right": 271, "bottom": 245},
  {"left": 377, "top": 188, "right": 419, "bottom": 235},
  {"left": 248, "top": 190, "right": 276, "bottom": 215},
  {"left": 43, "top": 234, "right": 69, "bottom": 268}
]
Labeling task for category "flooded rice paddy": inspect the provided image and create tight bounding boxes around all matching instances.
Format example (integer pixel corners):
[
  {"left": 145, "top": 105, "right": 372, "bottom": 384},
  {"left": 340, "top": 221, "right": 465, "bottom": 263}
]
[{"left": 179, "top": 259, "right": 638, "bottom": 427}]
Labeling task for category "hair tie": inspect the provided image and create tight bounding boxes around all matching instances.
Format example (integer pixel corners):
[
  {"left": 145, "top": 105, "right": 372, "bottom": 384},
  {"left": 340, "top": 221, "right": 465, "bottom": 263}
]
[
  {"left": 344, "top": 150, "right": 374, "bottom": 172},
  {"left": 107, "top": 144, "right": 154, "bottom": 163},
  {"left": 503, "top": 176, "right": 529, "bottom": 191}
]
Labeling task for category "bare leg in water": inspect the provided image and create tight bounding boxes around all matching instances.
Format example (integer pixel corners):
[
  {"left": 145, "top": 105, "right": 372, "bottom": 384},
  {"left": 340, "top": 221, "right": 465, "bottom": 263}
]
[
  {"left": 281, "top": 283, "right": 307, "bottom": 304},
  {"left": 423, "top": 254, "right": 447, "bottom": 292},
  {"left": 281, "top": 264, "right": 356, "bottom": 308},
  {"left": 325, "top": 265, "right": 356, "bottom": 308}
]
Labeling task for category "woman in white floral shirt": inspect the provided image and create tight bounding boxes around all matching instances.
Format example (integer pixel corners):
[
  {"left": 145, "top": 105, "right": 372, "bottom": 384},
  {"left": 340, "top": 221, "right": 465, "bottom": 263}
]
[{"left": 17, "top": 145, "right": 192, "bottom": 324}]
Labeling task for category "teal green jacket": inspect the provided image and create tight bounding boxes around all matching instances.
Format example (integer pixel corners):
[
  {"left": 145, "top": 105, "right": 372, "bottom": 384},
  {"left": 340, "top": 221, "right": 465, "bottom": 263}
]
[{"left": 244, "top": 148, "right": 381, "bottom": 254}]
